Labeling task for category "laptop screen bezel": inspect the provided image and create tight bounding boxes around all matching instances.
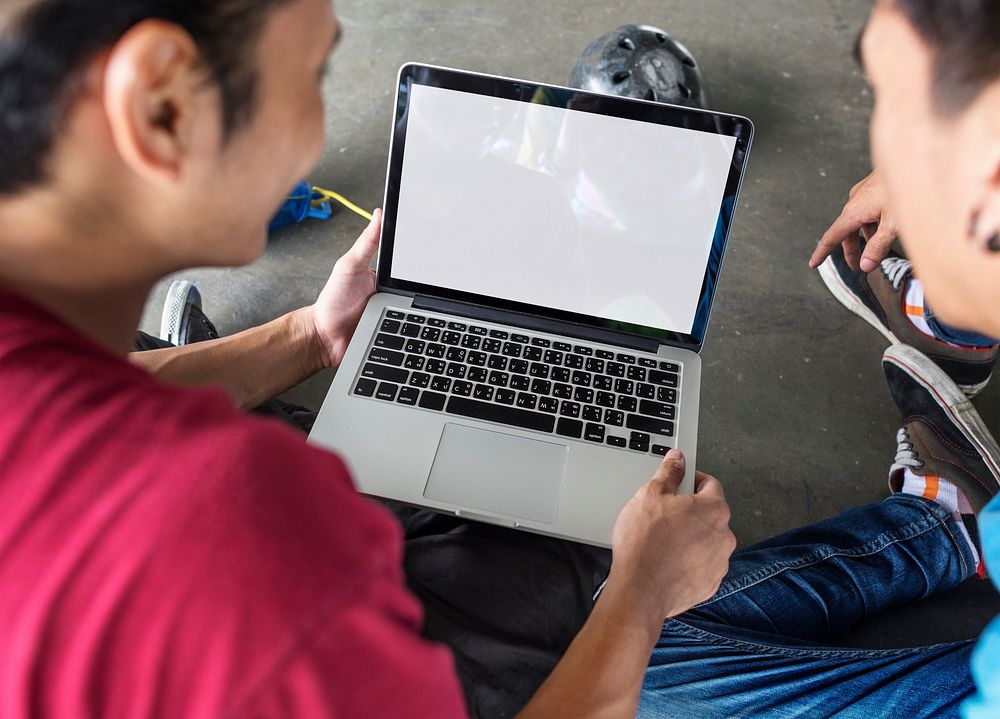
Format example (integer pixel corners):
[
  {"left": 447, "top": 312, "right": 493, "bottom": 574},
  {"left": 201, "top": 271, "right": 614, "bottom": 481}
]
[{"left": 375, "top": 63, "right": 754, "bottom": 352}]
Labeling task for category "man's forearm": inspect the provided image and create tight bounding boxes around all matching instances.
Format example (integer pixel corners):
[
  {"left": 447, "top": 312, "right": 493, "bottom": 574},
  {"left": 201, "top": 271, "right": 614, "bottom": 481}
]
[
  {"left": 128, "top": 308, "right": 326, "bottom": 410},
  {"left": 516, "top": 583, "right": 662, "bottom": 719}
]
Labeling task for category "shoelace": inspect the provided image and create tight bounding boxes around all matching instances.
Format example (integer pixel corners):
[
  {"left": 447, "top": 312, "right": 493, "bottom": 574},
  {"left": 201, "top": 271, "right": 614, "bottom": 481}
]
[
  {"left": 881, "top": 257, "right": 912, "bottom": 291},
  {"left": 894, "top": 427, "right": 924, "bottom": 469}
]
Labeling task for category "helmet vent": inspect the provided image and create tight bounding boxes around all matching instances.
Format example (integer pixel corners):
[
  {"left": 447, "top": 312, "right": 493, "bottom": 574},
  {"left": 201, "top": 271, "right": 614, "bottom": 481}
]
[
  {"left": 618, "top": 36, "right": 636, "bottom": 51},
  {"left": 655, "top": 32, "right": 667, "bottom": 43},
  {"left": 644, "top": 89, "right": 656, "bottom": 101},
  {"left": 678, "top": 83, "right": 691, "bottom": 99},
  {"left": 612, "top": 70, "right": 631, "bottom": 84},
  {"left": 682, "top": 56, "right": 696, "bottom": 68}
]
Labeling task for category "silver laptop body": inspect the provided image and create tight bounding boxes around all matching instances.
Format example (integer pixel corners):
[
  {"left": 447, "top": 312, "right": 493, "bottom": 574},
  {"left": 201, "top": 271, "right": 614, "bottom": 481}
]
[{"left": 309, "top": 64, "right": 753, "bottom": 547}]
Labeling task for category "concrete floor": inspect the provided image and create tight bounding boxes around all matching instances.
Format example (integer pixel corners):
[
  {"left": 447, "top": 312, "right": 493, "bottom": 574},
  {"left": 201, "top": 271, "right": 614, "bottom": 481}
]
[{"left": 140, "top": 0, "right": 999, "bottom": 647}]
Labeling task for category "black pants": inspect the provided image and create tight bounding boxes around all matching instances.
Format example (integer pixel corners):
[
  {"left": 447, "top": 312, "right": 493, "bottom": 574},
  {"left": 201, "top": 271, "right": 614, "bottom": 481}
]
[{"left": 135, "top": 331, "right": 611, "bottom": 717}]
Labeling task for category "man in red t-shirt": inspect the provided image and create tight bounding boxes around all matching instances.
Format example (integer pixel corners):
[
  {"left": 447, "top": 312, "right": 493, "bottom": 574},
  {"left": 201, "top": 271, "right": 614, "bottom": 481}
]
[{"left": 0, "top": 1, "right": 735, "bottom": 717}]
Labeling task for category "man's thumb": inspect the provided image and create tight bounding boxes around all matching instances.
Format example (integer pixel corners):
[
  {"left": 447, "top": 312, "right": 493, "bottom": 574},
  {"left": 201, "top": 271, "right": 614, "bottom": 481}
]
[{"left": 651, "top": 449, "right": 686, "bottom": 494}]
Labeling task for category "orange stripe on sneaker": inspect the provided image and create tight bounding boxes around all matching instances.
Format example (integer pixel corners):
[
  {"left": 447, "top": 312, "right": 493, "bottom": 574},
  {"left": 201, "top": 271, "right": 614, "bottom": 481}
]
[
  {"left": 923, "top": 475, "right": 940, "bottom": 500},
  {"left": 905, "top": 304, "right": 925, "bottom": 317}
]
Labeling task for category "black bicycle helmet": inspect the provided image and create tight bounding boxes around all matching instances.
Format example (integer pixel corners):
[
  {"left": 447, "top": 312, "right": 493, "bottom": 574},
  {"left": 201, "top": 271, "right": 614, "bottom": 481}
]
[{"left": 569, "top": 24, "right": 708, "bottom": 109}]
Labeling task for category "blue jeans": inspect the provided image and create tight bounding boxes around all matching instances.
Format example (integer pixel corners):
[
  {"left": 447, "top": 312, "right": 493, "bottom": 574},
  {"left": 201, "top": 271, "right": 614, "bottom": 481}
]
[
  {"left": 638, "top": 495, "right": 978, "bottom": 718},
  {"left": 924, "top": 304, "right": 997, "bottom": 349}
]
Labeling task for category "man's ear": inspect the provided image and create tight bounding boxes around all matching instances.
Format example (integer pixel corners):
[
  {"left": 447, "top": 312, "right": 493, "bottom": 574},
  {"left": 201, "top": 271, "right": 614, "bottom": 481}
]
[{"left": 102, "top": 20, "right": 205, "bottom": 185}]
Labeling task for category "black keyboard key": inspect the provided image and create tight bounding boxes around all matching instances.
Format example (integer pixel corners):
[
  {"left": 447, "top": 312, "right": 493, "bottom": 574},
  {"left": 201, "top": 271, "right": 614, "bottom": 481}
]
[
  {"left": 531, "top": 337, "right": 552, "bottom": 348},
  {"left": 447, "top": 396, "right": 556, "bottom": 433},
  {"left": 607, "top": 435, "right": 627, "bottom": 447},
  {"left": 539, "top": 397, "right": 559, "bottom": 413},
  {"left": 617, "top": 354, "right": 636, "bottom": 365},
  {"left": 425, "top": 359, "right": 447, "bottom": 375},
  {"left": 441, "top": 331, "right": 462, "bottom": 345},
  {"left": 488, "top": 355, "right": 508, "bottom": 371},
  {"left": 511, "top": 334, "right": 530, "bottom": 344},
  {"left": 404, "top": 339, "right": 426, "bottom": 354},
  {"left": 354, "top": 378, "right": 377, "bottom": 397},
  {"left": 474, "top": 384, "right": 495, "bottom": 401},
  {"left": 652, "top": 444, "right": 670, "bottom": 456},
  {"left": 483, "top": 339, "right": 502, "bottom": 353},
  {"left": 386, "top": 310, "right": 405, "bottom": 320},
  {"left": 627, "top": 366, "right": 647, "bottom": 382},
  {"left": 468, "top": 351, "right": 488, "bottom": 366},
  {"left": 468, "top": 367, "right": 488, "bottom": 383},
  {"left": 400, "top": 323, "right": 421, "bottom": 338},
  {"left": 649, "top": 370, "right": 679, "bottom": 388},
  {"left": 593, "top": 375, "right": 613, "bottom": 391},
  {"left": 380, "top": 319, "right": 401, "bottom": 334},
  {"left": 531, "top": 379, "right": 552, "bottom": 395},
  {"left": 560, "top": 401, "right": 581, "bottom": 418},
  {"left": 376, "top": 382, "right": 399, "bottom": 401},
  {"left": 469, "top": 325, "right": 488, "bottom": 336},
  {"left": 544, "top": 350, "right": 564, "bottom": 365},
  {"left": 596, "top": 391, "right": 616, "bottom": 408},
  {"left": 639, "top": 357, "right": 658, "bottom": 368},
  {"left": 582, "top": 405, "right": 602, "bottom": 422},
  {"left": 584, "top": 423, "right": 606, "bottom": 443},
  {"left": 490, "top": 329, "right": 510, "bottom": 340},
  {"left": 362, "top": 361, "right": 407, "bottom": 382},
  {"left": 574, "top": 387, "right": 594, "bottom": 403},
  {"left": 629, "top": 432, "right": 651, "bottom": 452},
  {"left": 462, "top": 335, "right": 482, "bottom": 350},
  {"left": 426, "top": 343, "right": 446, "bottom": 358},
  {"left": 516, "top": 393, "right": 538, "bottom": 410},
  {"left": 408, "top": 372, "right": 431, "bottom": 388},
  {"left": 627, "top": 414, "right": 675, "bottom": 437},
  {"left": 557, "top": 417, "right": 583, "bottom": 438},
  {"left": 404, "top": 355, "right": 426, "bottom": 371},
  {"left": 586, "top": 358, "right": 605, "bottom": 373},
  {"left": 427, "top": 318, "right": 446, "bottom": 328},
  {"left": 659, "top": 361, "right": 680, "bottom": 372},
  {"left": 529, "top": 363, "right": 550, "bottom": 378},
  {"left": 615, "top": 379, "right": 635, "bottom": 395},
  {"left": 431, "top": 376, "right": 452, "bottom": 393},
  {"left": 596, "top": 350, "right": 615, "bottom": 360},
  {"left": 564, "top": 354, "right": 584, "bottom": 369},
  {"left": 397, "top": 386, "right": 419, "bottom": 405},
  {"left": 657, "top": 387, "right": 678, "bottom": 404},
  {"left": 574, "top": 346, "right": 594, "bottom": 356},
  {"left": 488, "top": 371, "right": 510, "bottom": 387},
  {"left": 639, "top": 400, "right": 676, "bottom": 420},
  {"left": 554, "top": 342, "right": 572, "bottom": 351},
  {"left": 551, "top": 367, "right": 571, "bottom": 383},
  {"left": 452, "top": 380, "right": 473, "bottom": 397},
  {"left": 606, "top": 362, "right": 625, "bottom": 377},
  {"left": 571, "top": 371, "right": 592, "bottom": 387},
  {"left": 375, "top": 332, "right": 405, "bottom": 350},
  {"left": 496, "top": 388, "right": 516, "bottom": 405},
  {"left": 502, "top": 342, "right": 522, "bottom": 358},
  {"left": 553, "top": 383, "right": 573, "bottom": 399},
  {"left": 448, "top": 321, "right": 467, "bottom": 331},
  {"left": 604, "top": 409, "right": 624, "bottom": 426},
  {"left": 523, "top": 346, "right": 543, "bottom": 361},
  {"left": 509, "top": 359, "right": 529, "bottom": 374},
  {"left": 446, "top": 347, "right": 467, "bottom": 363},
  {"left": 406, "top": 314, "right": 426, "bottom": 324},
  {"left": 510, "top": 375, "right": 531, "bottom": 391},
  {"left": 420, "top": 327, "right": 441, "bottom": 342},
  {"left": 617, "top": 396, "right": 638, "bottom": 412},
  {"left": 637, "top": 383, "right": 655, "bottom": 399},
  {"left": 419, "top": 391, "right": 447, "bottom": 411},
  {"left": 446, "top": 363, "right": 468, "bottom": 379}
]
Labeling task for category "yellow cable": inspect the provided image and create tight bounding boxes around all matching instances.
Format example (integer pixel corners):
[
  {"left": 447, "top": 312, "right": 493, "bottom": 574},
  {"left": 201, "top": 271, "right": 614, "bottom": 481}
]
[{"left": 311, "top": 185, "right": 374, "bottom": 222}]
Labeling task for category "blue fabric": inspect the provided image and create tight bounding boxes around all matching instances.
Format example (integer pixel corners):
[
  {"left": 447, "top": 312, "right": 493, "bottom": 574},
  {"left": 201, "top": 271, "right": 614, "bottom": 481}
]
[
  {"left": 924, "top": 302, "right": 998, "bottom": 349},
  {"left": 963, "top": 496, "right": 1000, "bottom": 719},
  {"left": 638, "top": 495, "right": 978, "bottom": 718}
]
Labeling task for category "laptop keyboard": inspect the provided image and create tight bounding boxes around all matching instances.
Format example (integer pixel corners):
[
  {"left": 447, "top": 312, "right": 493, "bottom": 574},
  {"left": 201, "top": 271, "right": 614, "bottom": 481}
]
[{"left": 351, "top": 309, "right": 681, "bottom": 456}]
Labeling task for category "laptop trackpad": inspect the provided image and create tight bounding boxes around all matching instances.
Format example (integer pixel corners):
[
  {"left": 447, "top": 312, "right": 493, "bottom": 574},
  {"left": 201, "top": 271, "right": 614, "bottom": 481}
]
[{"left": 424, "top": 423, "right": 568, "bottom": 524}]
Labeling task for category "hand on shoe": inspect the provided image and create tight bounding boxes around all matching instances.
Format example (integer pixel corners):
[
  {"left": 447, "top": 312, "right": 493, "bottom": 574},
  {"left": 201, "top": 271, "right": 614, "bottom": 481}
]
[
  {"left": 809, "top": 169, "right": 899, "bottom": 272},
  {"left": 607, "top": 450, "right": 736, "bottom": 622},
  {"left": 309, "top": 209, "right": 383, "bottom": 368}
]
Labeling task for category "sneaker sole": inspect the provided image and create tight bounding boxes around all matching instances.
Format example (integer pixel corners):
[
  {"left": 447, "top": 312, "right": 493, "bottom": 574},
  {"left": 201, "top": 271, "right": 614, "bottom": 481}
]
[
  {"left": 820, "top": 257, "right": 990, "bottom": 397},
  {"left": 159, "top": 280, "right": 197, "bottom": 345},
  {"left": 883, "top": 344, "right": 1000, "bottom": 490}
]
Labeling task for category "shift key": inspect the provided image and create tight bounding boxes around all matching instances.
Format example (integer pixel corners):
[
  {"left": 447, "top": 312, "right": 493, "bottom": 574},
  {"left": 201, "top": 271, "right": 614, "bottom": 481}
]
[{"left": 361, "top": 362, "right": 408, "bottom": 384}]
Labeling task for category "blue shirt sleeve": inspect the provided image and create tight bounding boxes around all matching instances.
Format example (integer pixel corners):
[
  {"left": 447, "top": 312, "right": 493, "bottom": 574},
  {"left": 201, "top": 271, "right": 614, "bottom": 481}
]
[{"left": 963, "top": 497, "right": 1000, "bottom": 719}]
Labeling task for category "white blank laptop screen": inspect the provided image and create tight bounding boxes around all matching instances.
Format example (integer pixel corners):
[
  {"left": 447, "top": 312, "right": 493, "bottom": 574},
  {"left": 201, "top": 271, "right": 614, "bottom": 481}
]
[{"left": 391, "top": 84, "right": 738, "bottom": 335}]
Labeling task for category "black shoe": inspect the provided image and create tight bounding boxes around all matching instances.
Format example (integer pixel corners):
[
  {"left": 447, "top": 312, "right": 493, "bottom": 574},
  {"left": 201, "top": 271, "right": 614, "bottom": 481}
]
[
  {"left": 159, "top": 280, "right": 220, "bottom": 346},
  {"left": 882, "top": 344, "right": 1000, "bottom": 515},
  {"left": 820, "top": 245, "right": 997, "bottom": 396}
]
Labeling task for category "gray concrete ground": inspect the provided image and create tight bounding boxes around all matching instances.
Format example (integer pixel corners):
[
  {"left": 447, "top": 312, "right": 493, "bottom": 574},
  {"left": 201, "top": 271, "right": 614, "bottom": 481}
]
[{"left": 140, "top": 0, "right": 999, "bottom": 647}]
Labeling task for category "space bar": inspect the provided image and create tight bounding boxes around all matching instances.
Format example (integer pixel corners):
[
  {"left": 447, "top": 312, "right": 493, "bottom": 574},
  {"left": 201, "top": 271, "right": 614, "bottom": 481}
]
[{"left": 446, "top": 397, "right": 556, "bottom": 433}]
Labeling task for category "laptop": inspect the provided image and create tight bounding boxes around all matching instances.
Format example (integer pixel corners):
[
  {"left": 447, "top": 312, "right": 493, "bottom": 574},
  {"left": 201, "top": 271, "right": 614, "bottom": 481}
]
[{"left": 309, "top": 63, "right": 753, "bottom": 547}]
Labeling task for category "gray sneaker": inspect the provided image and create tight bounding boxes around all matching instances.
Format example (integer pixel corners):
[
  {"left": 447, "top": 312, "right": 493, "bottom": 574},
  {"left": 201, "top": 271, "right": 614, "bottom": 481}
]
[{"left": 159, "top": 280, "right": 220, "bottom": 346}]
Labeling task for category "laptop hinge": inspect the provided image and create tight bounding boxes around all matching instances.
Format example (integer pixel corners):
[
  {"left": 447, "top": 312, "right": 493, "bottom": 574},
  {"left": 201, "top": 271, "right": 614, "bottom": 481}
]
[{"left": 412, "top": 295, "right": 661, "bottom": 353}]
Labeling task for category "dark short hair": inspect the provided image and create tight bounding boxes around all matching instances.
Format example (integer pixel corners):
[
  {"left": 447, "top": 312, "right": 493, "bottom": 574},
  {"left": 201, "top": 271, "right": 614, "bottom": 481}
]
[
  {"left": 893, "top": 0, "right": 1000, "bottom": 114},
  {"left": 0, "top": 0, "right": 293, "bottom": 196}
]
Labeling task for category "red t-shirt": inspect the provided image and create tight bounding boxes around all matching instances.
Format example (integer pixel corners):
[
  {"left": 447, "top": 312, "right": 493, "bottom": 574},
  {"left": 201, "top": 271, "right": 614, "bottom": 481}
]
[{"left": 0, "top": 287, "right": 468, "bottom": 718}]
